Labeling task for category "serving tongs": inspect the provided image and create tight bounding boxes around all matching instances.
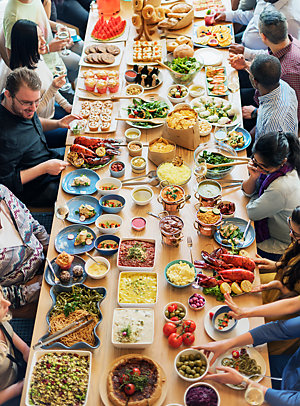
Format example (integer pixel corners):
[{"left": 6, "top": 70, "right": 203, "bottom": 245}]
[{"left": 32, "top": 316, "right": 93, "bottom": 350}]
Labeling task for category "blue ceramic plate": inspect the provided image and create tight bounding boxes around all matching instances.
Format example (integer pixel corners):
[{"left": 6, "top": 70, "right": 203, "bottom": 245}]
[
  {"left": 214, "top": 217, "right": 255, "bottom": 249},
  {"left": 38, "top": 284, "right": 107, "bottom": 350},
  {"left": 55, "top": 225, "right": 96, "bottom": 255},
  {"left": 231, "top": 127, "right": 251, "bottom": 152},
  {"left": 66, "top": 195, "right": 102, "bottom": 224},
  {"left": 44, "top": 255, "right": 86, "bottom": 286},
  {"left": 62, "top": 169, "right": 100, "bottom": 195}
]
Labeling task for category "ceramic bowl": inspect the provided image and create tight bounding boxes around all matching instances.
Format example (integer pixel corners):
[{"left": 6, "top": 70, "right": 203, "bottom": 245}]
[
  {"left": 96, "top": 177, "right": 122, "bottom": 195},
  {"left": 95, "top": 214, "right": 122, "bottom": 234},
  {"left": 125, "top": 83, "right": 144, "bottom": 97},
  {"left": 125, "top": 128, "right": 141, "bottom": 143},
  {"left": 163, "top": 301, "right": 187, "bottom": 325},
  {"left": 131, "top": 186, "right": 153, "bottom": 206},
  {"left": 109, "top": 161, "right": 125, "bottom": 178},
  {"left": 167, "top": 84, "right": 189, "bottom": 104},
  {"left": 128, "top": 140, "right": 143, "bottom": 157},
  {"left": 175, "top": 349, "right": 209, "bottom": 382},
  {"left": 94, "top": 234, "right": 120, "bottom": 256},
  {"left": 184, "top": 382, "right": 220, "bottom": 406},
  {"left": 85, "top": 256, "right": 110, "bottom": 279},
  {"left": 212, "top": 305, "right": 237, "bottom": 334},
  {"left": 131, "top": 156, "right": 146, "bottom": 173},
  {"left": 99, "top": 194, "right": 125, "bottom": 214}
]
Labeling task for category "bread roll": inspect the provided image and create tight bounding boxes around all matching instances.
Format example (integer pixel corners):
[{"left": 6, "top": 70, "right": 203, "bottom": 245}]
[
  {"left": 167, "top": 41, "right": 178, "bottom": 52},
  {"left": 173, "top": 44, "right": 194, "bottom": 58},
  {"left": 171, "top": 3, "right": 191, "bottom": 13}
]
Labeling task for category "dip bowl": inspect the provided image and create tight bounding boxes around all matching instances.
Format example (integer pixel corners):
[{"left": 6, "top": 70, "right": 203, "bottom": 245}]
[{"left": 212, "top": 305, "right": 237, "bottom": 333}]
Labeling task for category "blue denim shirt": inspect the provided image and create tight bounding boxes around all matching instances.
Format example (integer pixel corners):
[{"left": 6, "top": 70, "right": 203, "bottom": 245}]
[{"left": 250, "top": 317, "right": 300, "bottom": 405}]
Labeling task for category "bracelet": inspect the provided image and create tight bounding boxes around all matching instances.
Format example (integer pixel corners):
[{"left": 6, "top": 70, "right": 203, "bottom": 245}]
[{"left": 46, "top": 44, "right": 50, "bottom": 54}]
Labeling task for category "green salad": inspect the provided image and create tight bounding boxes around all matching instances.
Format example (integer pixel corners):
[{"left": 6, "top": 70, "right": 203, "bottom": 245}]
[
  {"left": 200, "top": 150, "right": 233, "bottom": 172},
  {"left": 167, "top": 57, "right": 200, "bottom": 74},
  {"left": 126, "top": 98, "right": 169, "bottom": 127}
]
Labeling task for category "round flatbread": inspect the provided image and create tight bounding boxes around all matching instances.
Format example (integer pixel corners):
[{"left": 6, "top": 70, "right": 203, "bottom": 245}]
[
  {"left": 101, "top": 53, "right": 115, "bottom": 64},
  {"left": 106, "top": 45, "right": 120, "bottom": 56}
]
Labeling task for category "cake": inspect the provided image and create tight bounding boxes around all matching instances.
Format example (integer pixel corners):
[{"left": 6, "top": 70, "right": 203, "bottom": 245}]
[{"left": 107, "top": 355, "right": 163, "bottom": 406}]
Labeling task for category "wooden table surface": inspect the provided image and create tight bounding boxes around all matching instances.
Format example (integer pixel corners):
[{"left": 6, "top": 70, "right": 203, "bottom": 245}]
[{"left": 21, "top": 2, "right": 270, "bottom": 405}]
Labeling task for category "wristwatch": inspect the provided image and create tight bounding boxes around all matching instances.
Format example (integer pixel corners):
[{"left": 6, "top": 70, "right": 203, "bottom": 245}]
[
  {"left": 251, "top": 108, "right": 258, "bottom": 119},
  {"left": 240, "top": 378, "right": 249, "bottom": 388}
]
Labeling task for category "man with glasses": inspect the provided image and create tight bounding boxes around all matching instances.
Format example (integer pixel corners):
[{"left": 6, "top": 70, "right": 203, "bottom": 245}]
[{"left": 0, "top": 67, "right": 77, "bottom": 207}]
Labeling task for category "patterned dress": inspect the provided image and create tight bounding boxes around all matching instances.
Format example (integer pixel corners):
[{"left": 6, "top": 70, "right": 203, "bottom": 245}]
[{"left": 0, "top": 185, "right": 49, "bottom": 307}]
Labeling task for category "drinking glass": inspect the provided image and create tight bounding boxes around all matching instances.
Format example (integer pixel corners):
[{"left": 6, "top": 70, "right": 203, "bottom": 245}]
[
  {"left": 245, "top": 384, "right": 264, "bottom": 406},
  {"left": 97, "top": 0, "right": 120, "bottom": 16},
  {"left": 55, "top": 201, "right": 69, "bottom": 227},
  {"left": 54, "top": 65, "right": 72, "bottom": 92},
  {"left": 194, "top": 158, "right": 207, "bottom": 182},
  {"left": 57, "top": 26, "right": 70, "bottom": 56}
]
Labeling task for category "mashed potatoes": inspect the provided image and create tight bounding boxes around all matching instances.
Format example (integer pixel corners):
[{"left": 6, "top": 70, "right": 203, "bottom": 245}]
[
  {"left": 157, "top": 162, "right": 191, "bottom": 185},
  {"left": 166, "top": 261, "right": 195, "bottom": 286}
]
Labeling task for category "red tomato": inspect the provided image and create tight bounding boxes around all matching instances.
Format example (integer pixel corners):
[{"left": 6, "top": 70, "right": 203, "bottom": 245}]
[
  {"left": 182, "top": 332, "right": 195, "bottom": 346},
  {"left": 131, "top": 368, "right": 141, "bottom": 376},
  {"left": 170, "top": 316, "right": 179, "bottom": 321},
  {"left": 163, "top": 322, "right": 177, "bottom": 337},
  {"left": 172, "top": 303, "right": 178, "bottom": 311},
  {"left": 124, "top": 383, "right": 135, "bottom": 395},
  {"left": 209, "top": 312, "right": 214, "bottom": 321},
  {"left": 182, "top": 319, "right": 196, "bottom": 333},
  {"left": 168, "top": 305, "right": 175, "bottom": 313},
  {"left": 168, "top": 333, "right": 183, "bottom": 348},
  {"left": 119, "top": 373, "right": 129, "bottom": 384}
]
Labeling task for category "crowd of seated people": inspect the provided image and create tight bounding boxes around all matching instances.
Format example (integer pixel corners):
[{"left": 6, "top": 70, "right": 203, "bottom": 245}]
[{"left": 0, "top": 0, "right": 299, "bottom": 404}]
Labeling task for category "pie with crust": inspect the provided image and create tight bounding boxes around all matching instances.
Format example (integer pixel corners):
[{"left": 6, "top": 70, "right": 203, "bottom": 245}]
[{"left": 107, "top": 355, "right": 163, "bottom": 406}]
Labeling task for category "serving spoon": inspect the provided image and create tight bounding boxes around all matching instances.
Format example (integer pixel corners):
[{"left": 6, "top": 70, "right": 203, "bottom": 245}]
[
  {"left": 122, "top": 170, "right": 157, "bottom": 184},
  {"left": 115, "top": 117, "right": 165, "bottom": 125}
]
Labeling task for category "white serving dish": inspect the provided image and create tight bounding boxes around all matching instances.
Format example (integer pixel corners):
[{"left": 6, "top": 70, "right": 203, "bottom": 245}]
[
  {"left": 125, "top": 128, "right": 141, "bottom": 143},
  {"left": 95, "top": 214, "right": 122, "bottom": 234},
  {"left": 175, "top": 348, "right": 209, "bottom": 382},
  {"left": 167, "top": 84, "right": 189, "bottom": 104},
  {"left": 79, "top": 41, "right": 125, "bottom": 68},
  {"left": 125, "top": 83, "right": 144, "bottom": 96},
  {"left": 117, "top": 237, "right": 156, "bottom": 271},
  {"left": 111, "top": 308, "right": 154, "bottom": 348},
  {"left": 25, "top": 349, "right": 92, "bottom": 406},
  {"left": 117, "top": 271, "right": 158, "bottom": 308},
  {"left": 96, "top": 177, "right": 122, "bottom": 195},
  {"left": 85, "top": 256, "right": 110, "bottom": 279}
]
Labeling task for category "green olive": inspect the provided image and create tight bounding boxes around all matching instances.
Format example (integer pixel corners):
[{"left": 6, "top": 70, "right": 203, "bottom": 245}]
[
  {"left": 165, "top": 310, "right": 169, "bottom": 317},
  {"left": 175, "top": 310, "right": 180, "bottom": 315},
  {"left": 170, "top": 312, "right": 175, "bottom": 317},
  {"left": 176, "top": 362, "right": 182, "bottom": 368},
  {"left": 181, "top": 365, "right": 186, "bottom": 371},
  {"left": 195, "top": 367, "right": 201, "bottom": 372},
  {"left": 189, "top": 361, "right": 195, "bottom": 367},
  {"left": 189, "top": 354, "right": 195, "bottom": 361},
  {"left": 194, "top": 373, "right": 200, "bottom": 378},
  {"left": 179, "top": 312, "right": 185, "bottom": 318}
]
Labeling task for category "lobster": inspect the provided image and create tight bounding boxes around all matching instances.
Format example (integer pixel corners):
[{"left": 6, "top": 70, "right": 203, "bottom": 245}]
[
  {"left": 217, "top": 269, "right": 254, "bottom": 283},
  {"left": 68, "top": 144, "right": 111, "bottom": 166},
  {"left": 70, "top": 144, "right": 96, "bottom": 158},
  {"left": 219, "top": 253, "right": 255, "bottom": 272},
  {"left": 196, "top": 273, "right": 220, "bottom": 288},
  {"left": 201, "top": 250, "right": 255, "bottom": 272},
  {"left": 74, "top": 136, "right": 120, "bottom": 151}
]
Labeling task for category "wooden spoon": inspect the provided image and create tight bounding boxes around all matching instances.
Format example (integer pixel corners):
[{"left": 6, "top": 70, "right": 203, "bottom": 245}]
[
  {"left": 115, "top": 117, "right": 165, "bottom": 125},
  {"left": 206, "top": 161, "right": 249, "bottom": 169}
]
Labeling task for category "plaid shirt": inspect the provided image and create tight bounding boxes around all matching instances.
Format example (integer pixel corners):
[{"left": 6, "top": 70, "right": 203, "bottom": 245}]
[{"left": 254, "top": 36, "right": 300, "bottom": 121}]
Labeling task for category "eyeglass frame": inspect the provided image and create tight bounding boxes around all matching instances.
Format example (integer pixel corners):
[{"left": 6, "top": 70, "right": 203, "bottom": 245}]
[
  {"left": 287, "top": 217, "right": 300, "bottom": 240},
  {"left": 250, "top": 155, "right": 271, "bottom": 174},
  {"left": 13, "top": 95, "right": 41, "bottom": 107}
]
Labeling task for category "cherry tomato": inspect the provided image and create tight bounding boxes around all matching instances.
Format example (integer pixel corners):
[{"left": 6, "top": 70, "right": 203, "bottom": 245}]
[
  {"left": 168, "top": 333, "right": 183, "bottom": 348},
  {"left": 172, "top": 303, "right": 178, "bottom": 311},
  {"left": 124, "top": 383, "right": 135, "bottom": 395},
  {"left": 119, "top": 373, "right": 129, "bottom": 384},
  {"left": 182, "top": 332, "right": 195, "bottom": 346},
  {"left": 168, "top": 305, "right": 175, "bottom": 313},
  {"left": 170, "top": 316, "right": 179, "bottom": 321},
  {"left": 182, "top": 319, "right": 196, "bottom": 333},
  {"left": 209, "top": 312, "right": 214, "bottom": 321},
  {"left": 163, "top": 322, "right": 177, "bottom": 337},
  {"left": 232, "top": 350, "right": 240, "bottom": 359},
  {"left": 131, "top": 368, "right": 141, "bottom": 376}
]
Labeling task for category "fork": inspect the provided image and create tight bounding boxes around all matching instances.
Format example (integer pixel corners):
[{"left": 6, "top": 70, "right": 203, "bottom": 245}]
[
  {"left": 187, "top": 236, "right": 194, "bottom": 265},
  {"left": 46, "top": 258, "right": 60, "bottom": 284},
  {"left": 248, "top": 374, "right": 282, "bottom": 381}
]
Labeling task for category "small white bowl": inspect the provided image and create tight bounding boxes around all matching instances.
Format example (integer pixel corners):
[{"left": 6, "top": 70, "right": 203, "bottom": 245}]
[
  {"left": 125, "top": 84, "right": 144, "bottom": 97},
  {"left": 199, "top": 119, "right": 212, "bottom": 137},
  {"left": 167, "top": 84, "right": 189, "bottom": 104},
  {"left": 125, "top": 128, "right": 141, "bottom": 143},
  {"left": 189, "top": 84, "right": 206, "bottom": 98},
  {"left": 95, "top": 214, "right": 122, "bottom": 234},
  {"left": 96, "top": 177, "right": 122, "bottom": 195},
  {"left": 184, "top": 382, "right": 220, "bottom": 406},
  {"left": 163, "top": 301, "right": 187, "bottom": 325},
  {"left": 69, "top": 119, "right": 87, "bottom": 135},
  {"left": 128, "top": 140, "right": 143, "bottom": 157},
  {"left": 131, "top": 186, "right": 153, "bottom": 206},
  {"left": 131, "top": 156, "right": 146, "bottom": 173},
  {"left": 85, "top": 256, "right": 110, "bottom": 279},
  {"left": 175, "top": 349, "right": 209, "bottom": 383}
]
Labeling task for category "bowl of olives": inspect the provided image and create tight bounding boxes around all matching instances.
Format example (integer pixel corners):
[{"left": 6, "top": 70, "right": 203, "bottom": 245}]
[
  {"left": 174, "top": 349, "right": 209, "bottom": 382},
  {"left": 163, "top": 302, "right": 187, "bottom": 325}
]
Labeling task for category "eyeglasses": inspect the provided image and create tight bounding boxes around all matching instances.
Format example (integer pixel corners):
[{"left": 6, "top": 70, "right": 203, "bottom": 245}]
[
  {"left": 287, "top": 217, "right": 300, "bottom": 240},
  {"left": 13, "top": 95, "right": 41, "bottom": 107},
  {"left": 251, "top": 155, "right": 271, "bottom": 174}
]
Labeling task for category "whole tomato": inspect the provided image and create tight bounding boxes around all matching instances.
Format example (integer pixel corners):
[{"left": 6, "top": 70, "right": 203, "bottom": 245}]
[
  {"left": 132, "top": 368, "right": 141, "bottom": 376},
  {"left": 182, "top": 332, "right": 195, "bottom": 346},
  {"left": 163, "top": 322, "right": 177, "bottom": 337},
  {"left": 182, "top": 319, "right": 196, "bottom": 333},
  {"left": 124, "top": 383, "right": 135, "bottom": 395},
  {"left": 168, "top": 333, "right": 183, "bottom": 348}
]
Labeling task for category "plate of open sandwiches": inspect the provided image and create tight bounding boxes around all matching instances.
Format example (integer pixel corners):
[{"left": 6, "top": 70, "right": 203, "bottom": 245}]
[
  {"left": 55, "top": 225, "right": 96, "bottom": 255},
  {"left": 194, "top": 23, "right": 233, "bottom": 48},
  {"left": 66, "top": 195, "right": 102, "bottom": 225}
]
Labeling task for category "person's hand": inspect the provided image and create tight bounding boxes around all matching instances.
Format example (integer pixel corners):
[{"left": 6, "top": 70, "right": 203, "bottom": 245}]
[
  {"left": 58, "top": 114, "right": 82, "bottom": 128},
  {"left": 44, "top": 159, "right": 69, "bottom": 176},
  {"left": 65, "top": 105, "right": 72, "bottom": 114},
  {"left": 14, "top": 380, "right": 24, "bottom": 395},
  {"left": 52, "top": 74, "right": 66, "bottom": 89},
  {"left": 242, "top": 105, "right": 256, "bottom": 119},
  {"left": 251, "top": 283, "right": 272, "bottom": 293},
  {"left": 48, "top": 37, "right": 69, "bottom": 53},
  {"left": 193, "top": 340, "right": 231, "bottom": 365},
  {"left": 229, "top": 53, "right": 248, "bottom": 70},
  {"left": 229, "top": 43, "right": 245, "bottom": 55},
  {"left": 66, "top": 36, "right": 74, "bottom": 48},
  {"left": 246, "top": 158, "right": 262, "bottom": 180},
  {"left": 214, "top": 12, "right": 227, "bottom": 22},
  {"left": 205, "top": 366, "right": 244, "bottom": 386},
  {"left": 254, "top": 256, "right": 277, "bottom": 272},
  {"left": 224, "top": 293, "right": 248, "bottom": 319}
]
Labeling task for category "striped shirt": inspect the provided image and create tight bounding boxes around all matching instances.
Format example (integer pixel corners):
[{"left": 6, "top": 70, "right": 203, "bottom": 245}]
[{"left": 255, "top": 80, "right": 298, "bottom": 140}]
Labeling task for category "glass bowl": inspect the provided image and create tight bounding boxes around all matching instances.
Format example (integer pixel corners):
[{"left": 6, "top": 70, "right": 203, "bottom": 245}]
[
  {"left": 165, "top": 55, "right": 204, "bottom": 85},
  {"left": 194, "top": 142, "right": 237, "bottom": 179}
]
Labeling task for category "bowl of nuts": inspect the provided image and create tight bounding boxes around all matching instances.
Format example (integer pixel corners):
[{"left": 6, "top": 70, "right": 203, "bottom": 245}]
[{"left": 198, "top": 119, "right": 212, "bottom": 137}]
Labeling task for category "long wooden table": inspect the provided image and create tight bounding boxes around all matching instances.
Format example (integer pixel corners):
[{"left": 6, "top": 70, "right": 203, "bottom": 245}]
[{"left": 21, "top": 2, "right": 270, "bottom": 405}]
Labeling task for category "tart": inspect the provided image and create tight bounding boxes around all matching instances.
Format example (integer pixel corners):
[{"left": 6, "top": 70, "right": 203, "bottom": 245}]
[
  {"left": 107, "top": 355, "right": 163, "bottom": 406},
  {"left": 101, "top": 121, "right": 111, "bottom": 131},
  {"left": 90, "top": 107, "right": 102, "bottom": 116},
  {"left": 55, "top": 251, "right": 74, "bottom": 270},
  {"left": 80, "top": 109, "right": 90, "bottom": 119},
  {"left": 81, "top": 101, "right": 91, "bottom": 110},
  {"left": 88, "top": 120, "right": 99, "bottom": 132}
]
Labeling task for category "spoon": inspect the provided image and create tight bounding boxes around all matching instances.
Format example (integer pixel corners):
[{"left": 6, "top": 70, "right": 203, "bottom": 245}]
[
  {"left": 85, "top": 252, "right": 102, "bottom": 265},
  {"left": 187, "top": 236, "right": 194, "bottom": 265},
  {"left": 122, "top": 170, "right": 157, "bottom": 184},
  {"left": 46, "top": 258, "right": 60, "bottom": 284},
  {"left": 122, "top": 177, "right": 160, "bottom": 186},
  {"left": 248, "top": 374, "right": 282, "bottom": 381}
]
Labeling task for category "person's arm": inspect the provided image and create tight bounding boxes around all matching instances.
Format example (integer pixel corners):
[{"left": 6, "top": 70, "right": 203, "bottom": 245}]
[
  {"left": 20, "top": 160, "right": 69, "bottom": 185},
  {"left": 43, "top": 0, "right": 52, "bottom": 19},
  {"left": 39, "top": 114, "right": 79, "bottom": 132},
  {"left": 37, "top": 76, "right": 71, "bottom": 115},
  {"left": 13, "top": 332, "right": 30, "bottom": 362},
  {"left": 224, "top": 8, "right": 254, "bottom": 24},
  {"left": 225, "top": 293, "right": 300, "bottom": 319},
  {"left": 241, "top": 160, "right": 261, "bottom": 196},
  {"left": 0, "top": 381, "right": 24, "bottom": 405},
  {"left": 231, "top": 0, "right": 240, "bottom": 10},
  {"left": 264, "top": 388, "right": 300, "bottom": 406},
  {"left": 246, "top": 186, "right": 285, "bottom": 221}
]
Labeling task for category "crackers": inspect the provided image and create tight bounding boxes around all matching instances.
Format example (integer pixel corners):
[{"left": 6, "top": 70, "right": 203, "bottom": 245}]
[{"left": 84, "top": 44, "right": 120, "bottom": 65}]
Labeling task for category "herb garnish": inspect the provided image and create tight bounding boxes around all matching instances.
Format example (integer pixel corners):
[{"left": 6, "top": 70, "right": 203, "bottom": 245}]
[
  {"left": 120, "top": 368, "right": 149, "bottom": 392},
  {"left": 127, "top": 243, "right": 146, "bottom": 262}
]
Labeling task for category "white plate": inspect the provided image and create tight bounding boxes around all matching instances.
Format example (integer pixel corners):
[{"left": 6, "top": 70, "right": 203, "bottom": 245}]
[
  {"left": 194, "top": 48, "right": 223, "bottom": 66},
  {"left": 215, "top": 346, "right": 266, "bottom": 390},
  {"left": 120, "top": 94, "right": 172, "bottom": 129},
  {"left": 125, "top": 39, "right": 166, "bottom": 66},
  {"left": 190, "top": 96, "right": 240, "bottom": 128},
  {"left": 193, "top": 0, "right": 228, "bottom": 19},
  {"left": 125, "top": 70, "right": 163, "bottom": 91},
  {"left": 88, "top": 18, "right": 130, "bottom": 43},
  {"left": 25, "top": 350, "right": 92, "bottom": 406},
  {"left": 79, "top": 41, "right": 124, "bottom": 68},
  {"left": 204, "top": 305, "right": 250, "bottom": 341}
]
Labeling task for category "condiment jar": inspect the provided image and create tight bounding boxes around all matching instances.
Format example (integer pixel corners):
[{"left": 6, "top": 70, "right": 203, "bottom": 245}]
[
  {"left": 157, "top": 185, "right": 186, "bottom": 213},
  {"left": 159, "top": 214, "right": 184, "bottom": 247},
  {"left": 194, "top": 179, "right": 222, "bottom": 208}
]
